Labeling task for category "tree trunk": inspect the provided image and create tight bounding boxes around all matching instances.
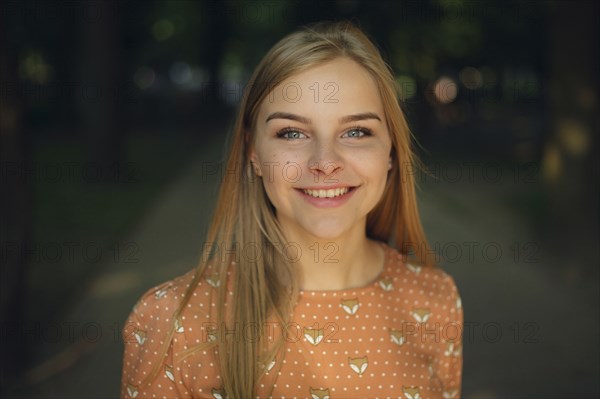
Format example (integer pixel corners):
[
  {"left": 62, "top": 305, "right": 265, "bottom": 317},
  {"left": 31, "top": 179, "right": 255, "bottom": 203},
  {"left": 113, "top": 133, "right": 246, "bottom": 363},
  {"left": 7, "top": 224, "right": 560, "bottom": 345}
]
[
  {"left": 0, "top": 1, "right": 31, "bottom": 389},
  {"left": 543, "top": 0, "right": 599, "bottom": 257},
  {"left": 79, "top": 0, "right": 124, "bottom": 175}
]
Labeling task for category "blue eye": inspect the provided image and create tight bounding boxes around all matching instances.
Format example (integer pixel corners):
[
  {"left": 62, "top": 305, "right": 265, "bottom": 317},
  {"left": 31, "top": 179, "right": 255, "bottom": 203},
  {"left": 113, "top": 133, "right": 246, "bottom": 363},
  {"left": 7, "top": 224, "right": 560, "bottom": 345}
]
[
  {"left": 276, "top": 128, "right": 306, "bottom": 140},
  {"left": 344, "top": 127, "right": 372, "bottom": 138}
]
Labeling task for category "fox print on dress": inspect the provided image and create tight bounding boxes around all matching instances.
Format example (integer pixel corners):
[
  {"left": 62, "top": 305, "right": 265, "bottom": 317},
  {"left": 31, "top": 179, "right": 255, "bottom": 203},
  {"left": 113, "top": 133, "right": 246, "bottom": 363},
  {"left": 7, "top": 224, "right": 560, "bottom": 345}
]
[
  {"left": 402, "top": 386, "right": 421, "bottom": 399},
  {"left": 340, "top": 297, "right": 360, "bottom": 315},
  {"left": 378, "top": 276, "right": 394, "bottom": 291},
  {"left": 309, "top": 387, "right": 330, "bottom": 399},
  {"left": 206, "top": 273, "right": 220, "bottom": 288},
  {"left": 125, "top": 384, "right": 138, "bottom": 398},
  {"left": 406, "top": 263, "right": 422, "bottom": 275},
  {"left": 304, "top": 326, "right": 325, "bottom": 345},
  {"left": 411, "top": 307, "right": 432, "bottom": 323},
  {"left": 263, "top": 359, "right": 276, "bottom": 372},
  {"left": 444, "top": 341, "right": 462, "bottom": 357},
  {"left": 174, "top": 316, "right": 184, "bottom": 333},
  {"left": 390, "top": 328, "right": 406, "bottom": 346},
  {"left": 133, "top": 328, "right": 146, "bottom": 345},
  {"left": 154, "top": 287, "right": 168, "bottom": 299},
  {"left": 206, "top": 327, "right": 218, "bottom": 342},
  {"left": 443, "top": 389, "right": 459, "bottom": 398},
  {"left": 348, "top": 356, "right": 369, "bottom": 375}
]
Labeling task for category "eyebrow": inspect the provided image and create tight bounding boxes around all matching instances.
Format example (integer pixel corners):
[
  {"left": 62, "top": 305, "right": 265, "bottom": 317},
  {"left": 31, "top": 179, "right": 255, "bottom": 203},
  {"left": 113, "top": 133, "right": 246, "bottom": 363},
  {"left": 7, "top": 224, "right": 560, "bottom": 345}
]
[{"left": 265, "top": 112, "right": 382, "bottom": 124}]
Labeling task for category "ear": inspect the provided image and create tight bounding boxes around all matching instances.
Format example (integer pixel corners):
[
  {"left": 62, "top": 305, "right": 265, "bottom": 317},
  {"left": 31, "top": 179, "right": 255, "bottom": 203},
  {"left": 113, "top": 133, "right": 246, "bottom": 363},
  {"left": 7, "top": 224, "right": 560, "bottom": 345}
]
[
  {"left": 248, "top": 145, "right": 257, "bottom": 165},
  {"left": 248, "top": 147, "right": 262, "bottom": 177}
]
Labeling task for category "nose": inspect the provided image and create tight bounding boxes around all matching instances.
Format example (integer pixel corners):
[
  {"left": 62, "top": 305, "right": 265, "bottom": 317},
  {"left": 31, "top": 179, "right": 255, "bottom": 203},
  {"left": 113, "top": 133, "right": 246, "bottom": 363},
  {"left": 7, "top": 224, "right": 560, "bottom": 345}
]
[{"left": 307, "top": 142, "right": 344, "bottom": 180}]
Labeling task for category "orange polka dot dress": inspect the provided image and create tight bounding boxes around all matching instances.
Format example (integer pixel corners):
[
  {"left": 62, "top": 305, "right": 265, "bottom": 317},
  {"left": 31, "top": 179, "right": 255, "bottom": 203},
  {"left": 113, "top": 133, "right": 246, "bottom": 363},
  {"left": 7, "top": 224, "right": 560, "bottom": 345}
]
[{"left": 121, "top": 241, "right": 463, "bottom": 398}]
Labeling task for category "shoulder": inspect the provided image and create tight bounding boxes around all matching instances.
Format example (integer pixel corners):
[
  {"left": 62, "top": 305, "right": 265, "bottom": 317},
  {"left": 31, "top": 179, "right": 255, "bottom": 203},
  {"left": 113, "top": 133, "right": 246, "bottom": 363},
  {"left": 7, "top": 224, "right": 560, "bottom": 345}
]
[
  {"left": 121, "top": 265, "right": 230, "bottom": 396},
  {"left": 385, "top": 243, "right": 462, "bottom": 311},
  {"left": 123, "top": 262, "right": 230, "bottom": 339},
  {"left": 126, "top": 268, "right": 196, "bottom": 324}
]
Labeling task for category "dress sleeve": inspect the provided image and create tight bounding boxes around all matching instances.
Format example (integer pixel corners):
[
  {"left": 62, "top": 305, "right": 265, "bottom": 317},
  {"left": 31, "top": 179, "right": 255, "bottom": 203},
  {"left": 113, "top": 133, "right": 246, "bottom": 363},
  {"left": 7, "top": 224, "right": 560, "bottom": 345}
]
[
  {"left": 120, "top": 285, "right": 193, "bottom": 399},
  {"left": 437, "top": 273, "right": 464, "bottom": 399}
]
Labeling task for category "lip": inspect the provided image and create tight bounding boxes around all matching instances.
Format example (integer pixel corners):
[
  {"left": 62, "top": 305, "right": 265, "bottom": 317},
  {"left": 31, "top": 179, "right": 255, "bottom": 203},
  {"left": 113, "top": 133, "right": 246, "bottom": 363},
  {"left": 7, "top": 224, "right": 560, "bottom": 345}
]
[{"left": 295, "top": 186, "right": 359, "bottom": 208}]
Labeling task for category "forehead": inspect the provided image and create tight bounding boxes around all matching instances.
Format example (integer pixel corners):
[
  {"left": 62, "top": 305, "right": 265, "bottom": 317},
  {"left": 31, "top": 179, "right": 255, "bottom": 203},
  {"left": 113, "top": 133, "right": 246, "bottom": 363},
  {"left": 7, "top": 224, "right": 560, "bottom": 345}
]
[{"left": 258, "top": 57, "right": 384, "bottom": 122}]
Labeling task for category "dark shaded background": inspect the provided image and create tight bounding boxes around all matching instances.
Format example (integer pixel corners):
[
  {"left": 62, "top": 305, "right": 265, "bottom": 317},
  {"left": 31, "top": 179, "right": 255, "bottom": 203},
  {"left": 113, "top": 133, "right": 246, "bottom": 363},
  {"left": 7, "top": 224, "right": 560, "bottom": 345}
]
[{"left": 1, "top": 0, "right": 598, "bottom": 397}]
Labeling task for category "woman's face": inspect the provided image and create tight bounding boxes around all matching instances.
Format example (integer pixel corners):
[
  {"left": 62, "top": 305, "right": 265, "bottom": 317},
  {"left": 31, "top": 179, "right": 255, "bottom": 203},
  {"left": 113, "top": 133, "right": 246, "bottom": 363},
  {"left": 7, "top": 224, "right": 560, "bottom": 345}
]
[{"left": 250, "top": 57, "right": 393, "bottom": 240}]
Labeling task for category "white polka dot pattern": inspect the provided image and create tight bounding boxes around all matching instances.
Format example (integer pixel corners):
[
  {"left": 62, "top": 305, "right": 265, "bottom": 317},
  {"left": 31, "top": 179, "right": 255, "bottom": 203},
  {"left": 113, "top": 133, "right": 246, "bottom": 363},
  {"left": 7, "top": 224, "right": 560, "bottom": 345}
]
[{"left": 120, "top": 242, "right": 463, "bottom": 398}]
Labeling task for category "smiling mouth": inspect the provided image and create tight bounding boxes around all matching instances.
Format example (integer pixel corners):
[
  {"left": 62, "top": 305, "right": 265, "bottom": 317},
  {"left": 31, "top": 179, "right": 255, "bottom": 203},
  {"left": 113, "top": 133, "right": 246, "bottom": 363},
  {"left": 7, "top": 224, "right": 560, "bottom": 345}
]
[{"left": 297, "top": 186, "right": 357, "bottom": 199}]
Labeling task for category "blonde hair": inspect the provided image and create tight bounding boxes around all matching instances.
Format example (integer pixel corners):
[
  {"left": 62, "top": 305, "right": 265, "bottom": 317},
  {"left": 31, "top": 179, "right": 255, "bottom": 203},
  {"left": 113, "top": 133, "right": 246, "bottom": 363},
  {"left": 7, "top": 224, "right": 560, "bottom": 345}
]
[{"left": 140, "top": 20, "right": 435, "bottom": 398}]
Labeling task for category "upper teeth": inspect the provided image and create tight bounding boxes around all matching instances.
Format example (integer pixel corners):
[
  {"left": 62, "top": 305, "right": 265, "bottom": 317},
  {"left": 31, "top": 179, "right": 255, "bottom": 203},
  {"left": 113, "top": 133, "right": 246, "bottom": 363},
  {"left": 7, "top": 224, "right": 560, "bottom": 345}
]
[{"left": 303, "top": 187, "right": 350, "bottom": 198}]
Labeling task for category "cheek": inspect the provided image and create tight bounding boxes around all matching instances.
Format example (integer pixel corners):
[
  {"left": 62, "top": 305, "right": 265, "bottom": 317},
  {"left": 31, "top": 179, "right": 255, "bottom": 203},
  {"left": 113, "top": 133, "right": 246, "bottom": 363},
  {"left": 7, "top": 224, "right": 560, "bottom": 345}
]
[
  {"left": 348, "top": 149, "right": 389, "bottom": 175},
  {"left": 257, "top": 177, "right": 282, "bottom": 213},
  {"left": 257, "top": 154, "right": 294, "bottom": 205},
  {"left": 262, "top": 151, "right": 302, "bottom": 181}
]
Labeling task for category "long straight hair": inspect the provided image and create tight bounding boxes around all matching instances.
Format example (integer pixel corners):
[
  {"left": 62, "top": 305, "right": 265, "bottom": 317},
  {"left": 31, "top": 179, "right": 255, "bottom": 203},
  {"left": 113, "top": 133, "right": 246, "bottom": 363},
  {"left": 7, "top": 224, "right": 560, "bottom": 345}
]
[{"left": 139, "top": 20, "right": 436, "bottom": 398}]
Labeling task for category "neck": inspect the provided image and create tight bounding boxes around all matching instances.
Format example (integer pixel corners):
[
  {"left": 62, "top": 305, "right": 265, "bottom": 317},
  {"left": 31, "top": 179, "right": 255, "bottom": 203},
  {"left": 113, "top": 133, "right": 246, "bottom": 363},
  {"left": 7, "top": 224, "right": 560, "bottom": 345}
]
[{"left": 280, "top": 225, "right": 385, "bottom": 291}]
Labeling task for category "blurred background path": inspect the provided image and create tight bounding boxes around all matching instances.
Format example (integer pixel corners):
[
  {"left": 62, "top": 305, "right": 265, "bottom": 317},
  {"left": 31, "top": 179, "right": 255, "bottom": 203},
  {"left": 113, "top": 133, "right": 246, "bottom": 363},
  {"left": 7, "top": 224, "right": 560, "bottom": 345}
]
[{"left": 4, "top": 129, "right": 226, "bottom": 398}]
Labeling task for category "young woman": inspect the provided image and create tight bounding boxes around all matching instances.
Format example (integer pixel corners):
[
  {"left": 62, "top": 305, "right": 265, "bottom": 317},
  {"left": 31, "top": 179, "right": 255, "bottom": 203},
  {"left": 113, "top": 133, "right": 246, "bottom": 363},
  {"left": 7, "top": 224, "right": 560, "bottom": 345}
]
[{"left": 121, "top": 20, "right": 463, "bottom": 399}]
